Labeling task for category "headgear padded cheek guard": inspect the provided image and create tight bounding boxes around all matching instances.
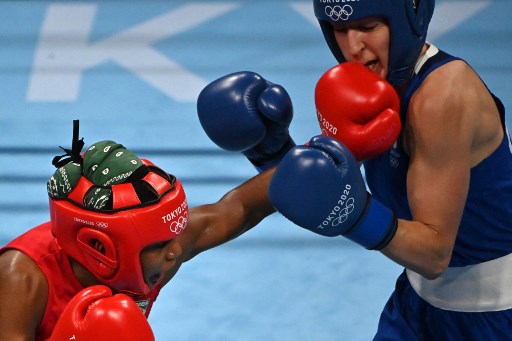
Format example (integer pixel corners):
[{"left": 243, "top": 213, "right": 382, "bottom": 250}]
[
  {"left": 313, "top": 0, "right": 435, "bottom": 86},
  {"left": 48, "top": 129, "right": 188, "bottom": 295}
]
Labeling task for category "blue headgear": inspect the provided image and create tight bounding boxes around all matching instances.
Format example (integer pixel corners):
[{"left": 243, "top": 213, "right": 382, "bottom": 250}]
[{"left": 313, "top": 0, "right": 435, "bottom": 85}]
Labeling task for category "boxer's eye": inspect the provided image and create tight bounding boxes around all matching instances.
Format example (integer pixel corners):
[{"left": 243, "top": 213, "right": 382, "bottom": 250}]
[{"left": 143, "top": 240, "right": 171, "bottom": 252}]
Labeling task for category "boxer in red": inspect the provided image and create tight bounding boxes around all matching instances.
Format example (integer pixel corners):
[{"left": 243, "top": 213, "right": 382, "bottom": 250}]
[{"left": 0, "top": 121, "right": 275, "bottom": 340}]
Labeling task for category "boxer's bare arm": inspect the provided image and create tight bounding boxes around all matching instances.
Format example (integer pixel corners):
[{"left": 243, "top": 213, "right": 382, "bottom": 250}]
[
  {"left": 0, "top": 250, "right": 48, "bottom": 341},
  {"left": 176, "top": 168, "right": 276, "bottom": 263}
]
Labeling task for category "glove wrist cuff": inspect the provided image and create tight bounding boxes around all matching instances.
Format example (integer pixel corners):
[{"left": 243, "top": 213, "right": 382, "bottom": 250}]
[
  {"left": 246, "top": 137, "right": 296, "bottom": 172},
  {"left": 343, "top": 196, "right": 397, "bottom": 250}
]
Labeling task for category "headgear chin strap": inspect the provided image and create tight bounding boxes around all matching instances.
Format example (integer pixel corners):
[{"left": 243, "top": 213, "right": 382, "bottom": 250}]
[{"left": 313, "top": 0, "right": 435, "bottom": 86}]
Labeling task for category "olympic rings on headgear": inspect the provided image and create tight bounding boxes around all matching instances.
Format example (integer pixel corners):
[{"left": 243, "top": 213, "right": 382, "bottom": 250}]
[
  {"left": 325, "top": 5, "right": 353, "bottom": 21},
  {"left": 169, "top": 213, "right": 188, "bottom": 234}
]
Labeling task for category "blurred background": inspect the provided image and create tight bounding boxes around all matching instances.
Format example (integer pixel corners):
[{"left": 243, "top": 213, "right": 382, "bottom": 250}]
[{"left": 0, "top": 1, "right": 510, "bottom": 340}]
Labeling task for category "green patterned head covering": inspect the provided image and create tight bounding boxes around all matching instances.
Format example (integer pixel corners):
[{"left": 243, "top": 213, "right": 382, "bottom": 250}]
[
  {"left": 82, "top": 140, "right": 143, "bottom": 186},
  {"left": 47, "top": 140, "right": 145, "bottom": 210}
]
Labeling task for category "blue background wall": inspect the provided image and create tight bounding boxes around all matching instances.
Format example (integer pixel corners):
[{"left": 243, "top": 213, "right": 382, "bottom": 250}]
[{"left": 1, "top": 1, "right": 510, "bottom": 340}]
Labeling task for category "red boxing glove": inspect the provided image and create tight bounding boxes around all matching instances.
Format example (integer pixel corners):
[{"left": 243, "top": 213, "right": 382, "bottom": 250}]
[
  {"left": 50, "top": 285, "right": 154, "bottom": 341},
  {"left": 315, "top": 62, "right": 401, "bottom": 161}
]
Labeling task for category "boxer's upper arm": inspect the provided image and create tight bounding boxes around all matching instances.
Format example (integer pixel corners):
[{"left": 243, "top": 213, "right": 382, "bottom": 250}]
[
  {"left": 0, "top": 249, "right": 48, "bottom": 341},
  {"left": 181, "top": 169, "right": 276, "bottom": 261}
]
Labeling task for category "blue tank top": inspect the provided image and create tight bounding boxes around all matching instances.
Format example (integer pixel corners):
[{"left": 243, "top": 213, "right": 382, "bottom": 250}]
[{"left": 364, "top": 49, "right": 512, "bottom": 267}]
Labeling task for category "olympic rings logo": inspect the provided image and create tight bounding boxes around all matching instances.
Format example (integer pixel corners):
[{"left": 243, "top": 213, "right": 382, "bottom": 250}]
[
  {"left": 331, "top": 197, "right": 355, "bottom": 226},
  {"left": 325, "top": 5, "right": 353, "bottom": 21},
  {"left": 316, "top": 186, "right": 355, "bottom": 232},
  {"left": 169, "top": 213, "right": 188, "bottom": 234},
  {"left": 96, "top": 221, "right": 108, "bottom": 229}
]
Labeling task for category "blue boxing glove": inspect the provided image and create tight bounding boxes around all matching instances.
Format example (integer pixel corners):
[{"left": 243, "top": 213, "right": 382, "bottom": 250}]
[
  {"left": 268, "top": 135, "right": 397, "bottom": 250},
  {"left": 197, "top": 71, "right": 295, "bottom": 172}
]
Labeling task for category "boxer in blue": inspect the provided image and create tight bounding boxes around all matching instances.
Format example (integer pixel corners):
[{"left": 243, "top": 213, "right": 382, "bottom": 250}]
[{"left": 197, "top": 0, "right": 512, "bottom": 339}]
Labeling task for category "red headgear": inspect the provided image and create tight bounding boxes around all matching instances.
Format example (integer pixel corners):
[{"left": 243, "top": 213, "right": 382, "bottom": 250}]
[{"left": 49, "top": 158, "right": 188, "bottom": 295}]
